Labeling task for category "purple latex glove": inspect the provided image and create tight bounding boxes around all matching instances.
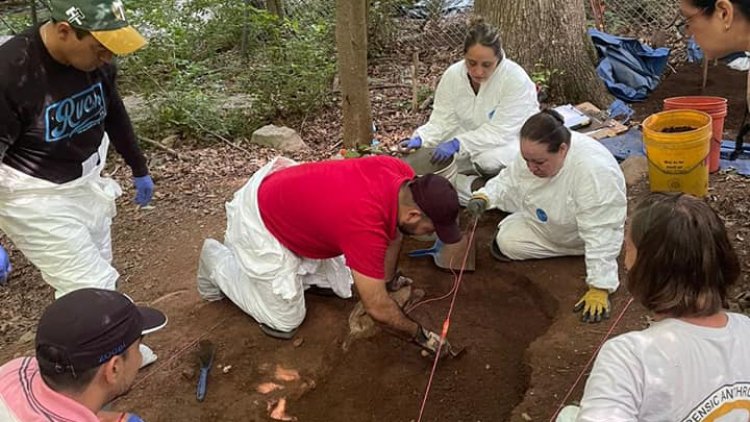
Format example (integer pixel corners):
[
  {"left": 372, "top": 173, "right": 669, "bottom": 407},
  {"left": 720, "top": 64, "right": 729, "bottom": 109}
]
[
  {"left": 399, "top": 135, "right": 423, "bottom": 151},
  {"left": 0, "top": 245, "right": 11, "bottom": 286},
  {"left": 430, "top": 138, "right": 460, "bottom": 164},
  {"left": 133, "top": 175, "right": 154, "bottom": 207}
]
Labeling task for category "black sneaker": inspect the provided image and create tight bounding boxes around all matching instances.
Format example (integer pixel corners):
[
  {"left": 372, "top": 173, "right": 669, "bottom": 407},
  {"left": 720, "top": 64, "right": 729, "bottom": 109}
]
[
  {"left": 305, "top": 285, "right": 337, "bottom": 297},
  {"left": 489, "top": 238, "right": 512, "bottom": 263},
  {"left": 259, "top": 323, "right": 298, "bottom": 340}
]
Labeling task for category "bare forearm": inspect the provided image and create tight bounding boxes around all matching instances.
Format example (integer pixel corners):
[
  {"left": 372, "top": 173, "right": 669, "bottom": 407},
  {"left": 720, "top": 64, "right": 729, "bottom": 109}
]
[
  {"left": 383, "top": 233, "right": 403, "bottom": 283},
  {"left": 369, "top": 299, "right": 419, "bottom": 340}
]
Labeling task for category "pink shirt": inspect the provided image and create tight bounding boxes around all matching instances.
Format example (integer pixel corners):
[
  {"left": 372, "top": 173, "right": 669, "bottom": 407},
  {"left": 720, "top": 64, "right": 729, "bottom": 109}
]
[{"left": 0, "top": 357, "right": 100, "bottom": 422}]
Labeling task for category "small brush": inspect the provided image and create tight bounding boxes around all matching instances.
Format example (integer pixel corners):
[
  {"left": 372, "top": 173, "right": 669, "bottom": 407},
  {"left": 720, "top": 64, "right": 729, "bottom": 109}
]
[{"left": 196, "top": 340, "right": 216, "bottom": 402}]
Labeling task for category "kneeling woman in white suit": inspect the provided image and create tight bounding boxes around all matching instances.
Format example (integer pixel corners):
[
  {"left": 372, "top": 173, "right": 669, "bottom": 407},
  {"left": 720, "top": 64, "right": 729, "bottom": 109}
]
[
  {"left": 468, "top": 110, "right": 626, "bottom": 323},
  {"left": 401, "top": 20, "right": 539, "bottom": 204}
]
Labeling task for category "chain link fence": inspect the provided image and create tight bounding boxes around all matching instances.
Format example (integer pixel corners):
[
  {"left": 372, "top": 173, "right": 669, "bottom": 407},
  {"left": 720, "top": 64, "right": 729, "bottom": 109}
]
[
  {"left": 0, "top": 0, "right": 687, "bottom": 57},
  {"left": 0, "top": 0, "right": 690, "bottom": 139},
  {"left": 587, "top": 0, "right": 687, "bottom": 64},
  {"left": 589, "top": 0, "right": 679, "bottom": 38}
]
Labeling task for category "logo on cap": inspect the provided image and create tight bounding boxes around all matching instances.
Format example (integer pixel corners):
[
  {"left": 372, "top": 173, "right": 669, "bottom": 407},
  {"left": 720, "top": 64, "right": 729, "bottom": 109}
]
[
  {"left": 98, "top": 341, "right": 127, "bottom": 363},
  {"left": 111, "top": 0, "right": 126, "bottom": 21},
  {"left": 65, "top": 6, "right": 85, "bottom": 26}
]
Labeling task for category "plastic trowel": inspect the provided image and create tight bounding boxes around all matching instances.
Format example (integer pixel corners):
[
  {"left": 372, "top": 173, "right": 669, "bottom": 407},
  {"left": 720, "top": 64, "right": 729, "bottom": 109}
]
[
  {"left": 408, "top": 234, "right": 476, "bottom": 272},
  {"left": 196, "top": 340, "right": 216, "bottom": 402}
]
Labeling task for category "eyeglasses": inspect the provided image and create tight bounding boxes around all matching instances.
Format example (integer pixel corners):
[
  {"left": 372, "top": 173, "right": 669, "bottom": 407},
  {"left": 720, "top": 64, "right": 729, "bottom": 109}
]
[{"left": 675, "top": 8, "right": 706, "bottom": 36}]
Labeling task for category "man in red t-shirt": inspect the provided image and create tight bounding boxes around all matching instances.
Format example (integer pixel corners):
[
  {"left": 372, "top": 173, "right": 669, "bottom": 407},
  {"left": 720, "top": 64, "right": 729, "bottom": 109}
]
[{"left": 197, "top": 156, "right": 462, "bottom": 356}]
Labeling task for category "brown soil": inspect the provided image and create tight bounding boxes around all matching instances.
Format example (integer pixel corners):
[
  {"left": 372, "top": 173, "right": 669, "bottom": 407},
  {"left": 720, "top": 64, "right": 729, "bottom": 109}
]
[
  {"left": 632, "top": 62, "right": 748, "bottom": 134},
  {"left": 0, "top": 63, "right": 747, "bottom": 422},
  {"left": 661, "top": 126, "right": 696, "bottom": 133}
]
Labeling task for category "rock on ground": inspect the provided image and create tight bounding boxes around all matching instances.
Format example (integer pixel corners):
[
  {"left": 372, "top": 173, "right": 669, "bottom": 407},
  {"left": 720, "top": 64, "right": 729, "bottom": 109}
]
[
  {"left": 621, "top": 155, "right": 648, "bottom": 187},
  {"left": 251, "top": 125, "right": 309, "bottom": 153}
]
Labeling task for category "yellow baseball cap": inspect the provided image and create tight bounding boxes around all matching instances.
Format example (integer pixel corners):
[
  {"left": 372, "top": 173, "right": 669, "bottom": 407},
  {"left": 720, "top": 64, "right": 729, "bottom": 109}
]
[{"left": 50, "top": 0, "right": 147, "bottom": 55}]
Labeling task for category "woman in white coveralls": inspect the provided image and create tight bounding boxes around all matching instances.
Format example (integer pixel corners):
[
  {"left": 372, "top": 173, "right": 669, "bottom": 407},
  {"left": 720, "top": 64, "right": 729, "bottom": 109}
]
[
  {"left": 400, "top": 20, "right": 539, "bottom": 204},
  {"left": 467, "top": 110, "right": 626, "bottom": 323},
  {"left": 557, "top": 193, "right": 750, "bottom": 421}
]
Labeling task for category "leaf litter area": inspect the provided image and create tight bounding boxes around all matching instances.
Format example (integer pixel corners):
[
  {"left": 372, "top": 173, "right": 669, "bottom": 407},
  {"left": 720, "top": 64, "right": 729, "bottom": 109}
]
[{"left": 0, "top": 48, "right": 748, "bottom": 422}]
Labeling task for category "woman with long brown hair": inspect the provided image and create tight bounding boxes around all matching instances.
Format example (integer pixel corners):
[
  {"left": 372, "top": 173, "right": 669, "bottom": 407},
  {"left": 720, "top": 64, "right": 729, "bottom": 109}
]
[{"left": 561, "top": 192, "right": 750, "bottom": 421}]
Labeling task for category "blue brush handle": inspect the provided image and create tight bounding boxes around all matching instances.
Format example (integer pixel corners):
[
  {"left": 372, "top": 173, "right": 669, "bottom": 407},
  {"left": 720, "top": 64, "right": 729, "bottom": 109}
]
[{"left": 196, "top": 367, "right": 210, "bottom": 401}]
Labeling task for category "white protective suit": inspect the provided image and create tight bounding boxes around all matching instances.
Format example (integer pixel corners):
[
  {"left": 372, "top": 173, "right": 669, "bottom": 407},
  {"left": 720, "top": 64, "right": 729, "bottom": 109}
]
[
  {"left": 0, "top": 135, "right": 122, "bottom": 298},
  {"left": 415, "top": 58, "right": 539, "bottom": 203},
  {"left": 197, "top": 158, "right": 354, "bottom": 332},
  {"left": 475, "top": 131, "right": 626, "bottom": 292},
  {"left": 556, "top": 312, "right": 750, "bottom": 422}
]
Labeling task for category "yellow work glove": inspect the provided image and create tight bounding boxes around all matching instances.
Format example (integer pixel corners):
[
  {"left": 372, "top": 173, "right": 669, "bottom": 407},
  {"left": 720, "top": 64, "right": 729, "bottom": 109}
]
[
  {"left": 573, "top": 287, "right": 610, "bottom": 323},
  {"left": 466, "top": 192, "right": 489, "bottom": 217}
]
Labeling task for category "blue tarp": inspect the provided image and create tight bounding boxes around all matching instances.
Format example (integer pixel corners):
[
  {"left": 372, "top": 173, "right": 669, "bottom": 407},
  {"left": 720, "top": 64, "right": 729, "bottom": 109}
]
[
  {"left": 589, "top": 29, "right": 670, "bottom": 102},
  {"left": 720, "top": 140, "right": 750, "bottom": 176},
  {"left": 599, "top": 128, "right": 645, "bottom": 161},
  {"left": 598, "top": 128, "right": 750, "bottom": 177}
]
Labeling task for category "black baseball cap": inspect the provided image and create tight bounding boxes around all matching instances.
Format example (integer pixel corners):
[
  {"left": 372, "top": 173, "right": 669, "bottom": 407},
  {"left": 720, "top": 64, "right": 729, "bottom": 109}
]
[
  {"left": 409, "top": 174, "right": 462, "bottom": 244},
  {"left": 35, "top": 288, "right": 167, "bottom": 373}
]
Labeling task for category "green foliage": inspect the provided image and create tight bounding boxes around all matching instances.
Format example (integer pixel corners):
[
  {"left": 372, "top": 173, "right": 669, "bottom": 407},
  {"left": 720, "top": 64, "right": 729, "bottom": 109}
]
[
  {"left": 530, "top": 62, "right": 562, "bottom": 92},
  {"left": 0, "top": 11, "right": 33, "bottom": 36},
  {"left": 417, "top": 85, "right": 433, "bottom": 105},
  {"left": 117, "top": 0, "right": 336, "bottom": 140}
]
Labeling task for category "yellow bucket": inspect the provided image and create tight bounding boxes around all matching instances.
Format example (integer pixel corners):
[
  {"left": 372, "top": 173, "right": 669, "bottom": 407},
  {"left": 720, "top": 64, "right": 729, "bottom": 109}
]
[{"left": 642, "top": 109, "right": 712, "bottom": 197}]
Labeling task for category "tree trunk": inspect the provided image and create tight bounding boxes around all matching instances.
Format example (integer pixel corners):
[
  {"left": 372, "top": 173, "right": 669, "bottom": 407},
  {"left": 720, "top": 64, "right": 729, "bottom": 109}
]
[
  {"left": 475, "top": 0, "right": 611, "bottom": 108},
  {"left": 267, "top": 0, "right": 284, "bottom": 18},
  {"left": 335, "top": 0, "right": 373, "bottom": 148}
]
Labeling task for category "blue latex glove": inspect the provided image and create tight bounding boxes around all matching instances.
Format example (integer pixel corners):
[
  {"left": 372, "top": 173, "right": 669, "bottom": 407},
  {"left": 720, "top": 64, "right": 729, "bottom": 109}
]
[
  {"left": 126, "top": 413, "right": 145, "bottom": 422},
  {"left": 133, "top": 175, "right": 154, "bottom": 207},
  {"left": 399, "top": 135, "right": 422, "bottom": 151},
  {"left": 431, "top": 138, "right": 460, "bottom": 164},
  {"left": 0, "top": 245, "right": 11, "bottom": 286}
]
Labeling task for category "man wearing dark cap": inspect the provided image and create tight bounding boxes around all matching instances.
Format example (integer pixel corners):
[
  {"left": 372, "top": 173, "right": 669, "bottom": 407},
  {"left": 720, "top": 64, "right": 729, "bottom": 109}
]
[
  {"left": 0, "top": 288, "right": 167, "bottom": 422},
  {"left": 198, "top": 155, "right": 461, "bottom": 355},
  {"left": 0, "top": 0, "right": 154, "bottom": 296}
]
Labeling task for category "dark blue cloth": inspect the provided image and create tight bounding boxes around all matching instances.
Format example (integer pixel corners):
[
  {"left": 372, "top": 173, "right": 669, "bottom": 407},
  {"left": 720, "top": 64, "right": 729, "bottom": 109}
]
[
  {"left": 599, "top": 128, "right": 645, "bottom": 161},
  {"left": 589, "top": 29, "right": 670, "bottom": 102},
  {"left": 607, "top": 99, "right": 634, "bottom": 124}
]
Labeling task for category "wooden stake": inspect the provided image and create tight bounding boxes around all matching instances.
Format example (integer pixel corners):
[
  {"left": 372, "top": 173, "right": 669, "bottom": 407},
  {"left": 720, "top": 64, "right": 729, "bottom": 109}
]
[
  {"left": 138, "top": 136, "right": 182, "bottom": 159},
  {"left": 701, "top": 59, "right": 709, "bottom": 90},
  {"left": 412, "top": 52, "right": 420, "bottom": 113}
]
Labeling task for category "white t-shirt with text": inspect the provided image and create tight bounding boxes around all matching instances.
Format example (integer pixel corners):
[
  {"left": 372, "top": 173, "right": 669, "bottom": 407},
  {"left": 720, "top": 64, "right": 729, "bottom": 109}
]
[{"left": 577, "top": 312, "right": 750, "bottom": 422}]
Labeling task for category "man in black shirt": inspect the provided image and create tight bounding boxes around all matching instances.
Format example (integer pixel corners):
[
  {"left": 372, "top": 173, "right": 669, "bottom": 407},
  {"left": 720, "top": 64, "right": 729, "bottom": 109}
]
[{"left": 0, "top": 0, "right": 157, "bottom": 363}]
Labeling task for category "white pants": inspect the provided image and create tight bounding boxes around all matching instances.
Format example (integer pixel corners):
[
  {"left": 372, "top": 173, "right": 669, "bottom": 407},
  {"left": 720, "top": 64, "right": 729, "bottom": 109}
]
[
  {"left": 495, "top": 214, "right": 585, "bottom": 260},
  {"left": 453, "top": 150, "right": 506, "bottom": 205},
  {"left": 0, "top": 136, "right": 121, "bottom": 298},
  {"left": 197, "top": 158, "right": 353, "bottom": 332}
]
